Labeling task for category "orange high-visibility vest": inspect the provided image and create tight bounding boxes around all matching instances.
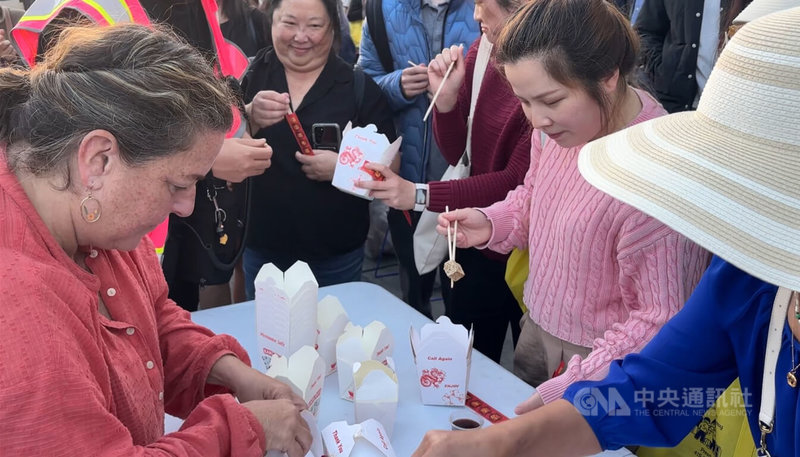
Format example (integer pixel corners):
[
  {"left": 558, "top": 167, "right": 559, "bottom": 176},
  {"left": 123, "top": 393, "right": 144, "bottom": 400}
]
[
  {"left": 13, "top": 0, "right": 249, "bottom": 254},
  {"left": 12, "top": 0, "right": 150, "bottom": 65},
  {"left": 12, "top": 0, "right": 248, "bottom": 78}
]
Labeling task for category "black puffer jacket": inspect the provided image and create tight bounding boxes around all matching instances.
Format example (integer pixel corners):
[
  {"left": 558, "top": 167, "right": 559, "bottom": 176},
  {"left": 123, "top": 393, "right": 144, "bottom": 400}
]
[
  {"left": 635, "top": 0, "right": 749, "bottom": 113},
  {"left": 635, "top": 0, "right": 708, "bottom": 113}
]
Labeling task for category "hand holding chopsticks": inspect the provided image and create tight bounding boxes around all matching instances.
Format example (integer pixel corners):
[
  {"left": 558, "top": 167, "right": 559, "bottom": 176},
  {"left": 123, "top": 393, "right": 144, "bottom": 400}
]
[
  {"left": 423, "top": 60, "right": 455, "bottom": 122},
  {"left": 423, "top": 44, "right": 466, "bottom": 121},
  {"left": 401, "top": 61, "right": 430, "bottom": 100}
]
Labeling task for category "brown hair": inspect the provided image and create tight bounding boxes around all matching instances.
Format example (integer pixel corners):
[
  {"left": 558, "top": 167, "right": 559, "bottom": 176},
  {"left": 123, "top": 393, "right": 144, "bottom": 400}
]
[
  {"left": 0, "top": 23, "right": 234, "bottom": 188},
  {"left": 494, "top": 0, "right": 527, "bottom": 14},
  {"left": 495, "top": 0, "right": 639, "bottom": 133}
]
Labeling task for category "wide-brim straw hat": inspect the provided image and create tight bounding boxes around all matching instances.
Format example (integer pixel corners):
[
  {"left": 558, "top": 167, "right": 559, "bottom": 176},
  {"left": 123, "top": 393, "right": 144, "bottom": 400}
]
[
  {"left": 578, "top": 7, "right": 800, "bottom": 291},
  {"left": 734, "top": 0, "right": 800, "bottom": 24}
]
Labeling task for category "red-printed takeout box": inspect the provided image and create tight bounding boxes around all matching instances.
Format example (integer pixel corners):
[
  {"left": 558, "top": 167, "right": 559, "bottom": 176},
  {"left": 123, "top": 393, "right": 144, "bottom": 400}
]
[
  {"left": 255, "top": 261, "right": 318, "bottom": 370},
  {"left": 321, "top": 419, "right": 396, "bottom": 457},
  {"left": 336, "top": 321, "right": 394, "bottom": 401},
  {"left": 265, "top": 345, "right": 325, "bottom": 417},
  {"left": 353, "top": 360, "right": 398, "bottom": 437},
  {"left": 317, "top": 295, "right": 350, "bottom": 376},
  {"left": 332, "top": 123, "right": 401, "bottom": 200},
  {"left": 409, "top": 316, "right": 474, "bottom": 406}
]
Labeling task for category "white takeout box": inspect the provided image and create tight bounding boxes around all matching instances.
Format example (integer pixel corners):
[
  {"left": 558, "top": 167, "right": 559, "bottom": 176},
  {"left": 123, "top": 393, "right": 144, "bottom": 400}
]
[
  {"left": 317, "top": 295, "right": 350, "bottom": 376},
  {"left": 266, "top": 410, "right": 323, "bottom": 457},
  {"left": 265, "top": 345, "right": 326, "bottom": 416},
  {"left": 409, "top": 316, "right": 474, "bottom": 405},
  {"left": 321, "top": 419, "right": 396, "bottom": 457},
  {"left": 332, "top": 123, "right": 402, "bottom": 200},
  {"left": 353, "top": 360, "right": 399, "bottom": 437},
  {"left": 255, "top": 261, "right": 318, "bottom": 370},
  {"left": 336, "top": 321, "right": 394, "bottom": 401}
]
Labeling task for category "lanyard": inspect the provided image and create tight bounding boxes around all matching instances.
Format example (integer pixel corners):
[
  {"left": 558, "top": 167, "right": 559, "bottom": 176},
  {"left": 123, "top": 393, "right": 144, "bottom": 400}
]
[{"left": 758, "top": 287, "right": 792, "bottom": 457}]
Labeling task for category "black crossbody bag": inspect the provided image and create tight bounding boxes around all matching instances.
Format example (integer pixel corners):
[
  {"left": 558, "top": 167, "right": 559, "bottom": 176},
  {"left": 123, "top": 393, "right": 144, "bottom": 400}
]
[{"left": 161, "top": 76, "right": 251, "bottom": 286}]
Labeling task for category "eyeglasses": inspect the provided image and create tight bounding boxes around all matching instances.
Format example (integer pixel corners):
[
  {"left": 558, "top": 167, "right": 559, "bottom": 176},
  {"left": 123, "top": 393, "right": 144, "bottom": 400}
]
[{"left": 276, "top": 19, "right": 331, "bottom": 38}]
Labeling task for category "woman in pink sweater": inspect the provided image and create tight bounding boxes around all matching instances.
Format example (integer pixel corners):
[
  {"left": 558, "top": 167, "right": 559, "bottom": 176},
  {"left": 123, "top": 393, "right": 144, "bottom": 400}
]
[{"left": 438, "top": 0, "right": 710, "bottom": 412}]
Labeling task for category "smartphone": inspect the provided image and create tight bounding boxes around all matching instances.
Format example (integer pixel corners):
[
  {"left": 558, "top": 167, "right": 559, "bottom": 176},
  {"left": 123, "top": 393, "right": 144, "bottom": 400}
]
[{"left": 311, "top": 123, "right": 342, "bottom": 151}]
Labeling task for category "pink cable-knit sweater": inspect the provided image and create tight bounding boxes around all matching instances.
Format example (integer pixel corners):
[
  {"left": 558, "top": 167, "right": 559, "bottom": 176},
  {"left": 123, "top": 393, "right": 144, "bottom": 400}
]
[{"left": 481, "top": 89, "right": 710, "bottom": 405}]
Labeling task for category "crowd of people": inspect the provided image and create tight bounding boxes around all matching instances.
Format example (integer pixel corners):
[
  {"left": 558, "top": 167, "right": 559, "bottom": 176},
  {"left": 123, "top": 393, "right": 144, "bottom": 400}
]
[{"left": 0, "top": 0, "right": 798, "bottom": 456}]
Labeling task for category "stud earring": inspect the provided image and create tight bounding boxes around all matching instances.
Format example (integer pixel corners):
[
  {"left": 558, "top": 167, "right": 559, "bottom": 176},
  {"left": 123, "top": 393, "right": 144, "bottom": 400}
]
[{"left": 80, "top": 192, "right": 101, "bottom": 223}]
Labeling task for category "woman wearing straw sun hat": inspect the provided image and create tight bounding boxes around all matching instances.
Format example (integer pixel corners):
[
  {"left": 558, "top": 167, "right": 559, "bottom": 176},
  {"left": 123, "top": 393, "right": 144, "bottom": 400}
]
[
  {"left": 412, "top": 5, "right": 800, "bottom": 457},
  {"left": 726, "top": 0, "right": 800, "bottom": 38},
  {"left": 732, "top": 0, "right": 800, "bottom": 23}
]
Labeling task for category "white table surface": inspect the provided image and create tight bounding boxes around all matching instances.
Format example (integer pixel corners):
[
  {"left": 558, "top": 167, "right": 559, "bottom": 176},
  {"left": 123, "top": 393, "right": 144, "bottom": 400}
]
[{"left": 166, "top": 281, "right": 632, "bottom": 457}]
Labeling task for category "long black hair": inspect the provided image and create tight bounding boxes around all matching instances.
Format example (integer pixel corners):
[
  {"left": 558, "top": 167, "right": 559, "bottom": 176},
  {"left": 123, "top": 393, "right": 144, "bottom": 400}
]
[{"left": 219, "top": 0, "right": 251, "bottom": 24}]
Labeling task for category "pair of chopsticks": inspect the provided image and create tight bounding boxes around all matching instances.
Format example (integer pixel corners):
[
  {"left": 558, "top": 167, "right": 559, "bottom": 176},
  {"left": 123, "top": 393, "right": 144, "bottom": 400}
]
[
  {"left": 407, "top": 60, "right": 456, "bottom": 123},
  {"left": 445, "top": 205, "right": 458, "bottom": 287}
]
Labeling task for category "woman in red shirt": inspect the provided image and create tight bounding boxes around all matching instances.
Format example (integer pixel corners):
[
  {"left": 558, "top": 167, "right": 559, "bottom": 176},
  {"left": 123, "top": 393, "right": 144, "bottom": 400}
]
[{"left": 0, "top": 24, "right": 310, "bottom": 457}]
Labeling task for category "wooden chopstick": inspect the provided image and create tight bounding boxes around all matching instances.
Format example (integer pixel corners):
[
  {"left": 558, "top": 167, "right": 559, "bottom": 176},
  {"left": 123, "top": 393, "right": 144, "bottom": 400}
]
[
  {"left": 422, "top": 60, "right": 455, "bottom": 122},
  {"left": 445, "top": 205, "right": 455, "bottom": 287}
]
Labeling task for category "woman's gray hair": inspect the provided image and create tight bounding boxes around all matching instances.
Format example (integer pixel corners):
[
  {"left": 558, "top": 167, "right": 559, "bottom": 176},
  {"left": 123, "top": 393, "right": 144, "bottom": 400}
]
[{"left": 0, "top": 23, "right": 235, "bottom": 188}]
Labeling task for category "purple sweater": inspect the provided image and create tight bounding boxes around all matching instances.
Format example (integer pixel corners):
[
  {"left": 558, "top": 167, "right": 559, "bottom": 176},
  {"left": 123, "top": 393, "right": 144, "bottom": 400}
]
[
  {"left": 431, "top": 38, "right": 531, "bottom": 261},
  {"left": 482, "top": 89, "right": 710, "bottom": 404}
]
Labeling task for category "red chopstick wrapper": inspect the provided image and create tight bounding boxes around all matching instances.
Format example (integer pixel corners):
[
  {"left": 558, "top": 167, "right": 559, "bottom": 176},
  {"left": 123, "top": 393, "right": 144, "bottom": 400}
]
[
  {"left": 285, "top": 112, "right": 314, "bottom": 156},
  {"left": 465, "top": 391, "right": 509, "bottom": 423},
  {"left": 359, "top": 160, "right": 386, "bottom": 181}
]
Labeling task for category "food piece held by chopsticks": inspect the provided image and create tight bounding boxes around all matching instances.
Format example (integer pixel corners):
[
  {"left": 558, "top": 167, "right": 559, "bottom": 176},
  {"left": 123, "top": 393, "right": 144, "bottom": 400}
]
[
  {"left": 444, "top": 206, "right": 465, "bottom": 286},
  {"left": 444, "top": 260, "right": 465, "bottom": 283}
]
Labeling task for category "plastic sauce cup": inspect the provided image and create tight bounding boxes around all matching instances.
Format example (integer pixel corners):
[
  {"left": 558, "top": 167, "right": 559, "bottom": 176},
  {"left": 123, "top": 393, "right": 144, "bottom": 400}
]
[{"left": 449, "top": 410, "right": 485, "bottom": 431}]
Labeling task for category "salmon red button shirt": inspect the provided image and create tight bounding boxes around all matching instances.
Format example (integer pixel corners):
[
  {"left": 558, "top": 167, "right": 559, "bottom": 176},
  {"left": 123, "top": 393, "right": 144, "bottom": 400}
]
[{"left": 0, "top": 156, "right": 266, "bottom": 456}]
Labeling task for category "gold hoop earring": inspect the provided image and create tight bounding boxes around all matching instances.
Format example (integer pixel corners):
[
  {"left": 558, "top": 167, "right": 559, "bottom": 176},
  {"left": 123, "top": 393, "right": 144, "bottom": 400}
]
[{"left": 80, "top": 193, "right": 101, "bottom": 223}]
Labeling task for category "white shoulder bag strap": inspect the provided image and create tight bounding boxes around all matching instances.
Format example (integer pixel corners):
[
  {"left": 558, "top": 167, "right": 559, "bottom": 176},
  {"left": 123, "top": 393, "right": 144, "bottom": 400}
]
[
  {"left": 461, "top": 34, "right": 493, "bottom": 167},
  {"left": 757, "top": 286, "right": 792, "bottom": 457}
]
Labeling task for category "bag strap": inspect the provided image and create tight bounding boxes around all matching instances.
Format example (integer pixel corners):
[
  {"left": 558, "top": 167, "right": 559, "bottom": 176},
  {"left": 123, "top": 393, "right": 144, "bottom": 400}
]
[
  {"left": 469, "top": 35, "right": 492, "bottom": 119},
  {"left": 366, "top": 0, "right": 393, "bottom": 74},
  {"left": 353, "top": 65, "right": 366, "bottom": 124},
  {"left": 758, "top": 286, "right": 792, "bottom": 455},
  {"left": 247, "top": 10, "right": 258, "bottom": 48},
  {"left": 461, "top": 34, "right": 492, "bottom": 166},
  {"left": 2, "top": 7, "right": 12, "bottom": 34}
]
